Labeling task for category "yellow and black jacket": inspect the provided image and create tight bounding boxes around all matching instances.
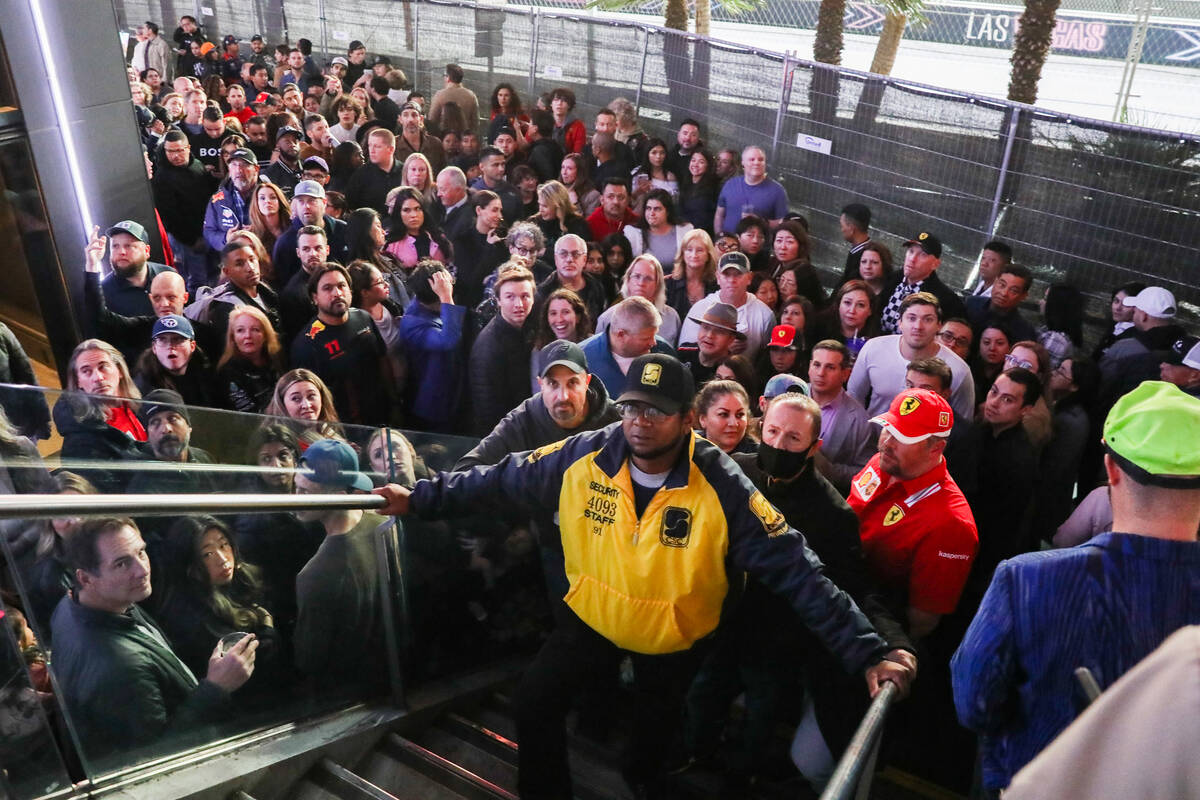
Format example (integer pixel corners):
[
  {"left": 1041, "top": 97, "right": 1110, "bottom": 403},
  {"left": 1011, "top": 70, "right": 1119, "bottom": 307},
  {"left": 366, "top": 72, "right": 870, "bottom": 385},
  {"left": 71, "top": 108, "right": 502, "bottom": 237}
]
[{"left": 412, "top": 422, "right": 887, "bottom": 669}]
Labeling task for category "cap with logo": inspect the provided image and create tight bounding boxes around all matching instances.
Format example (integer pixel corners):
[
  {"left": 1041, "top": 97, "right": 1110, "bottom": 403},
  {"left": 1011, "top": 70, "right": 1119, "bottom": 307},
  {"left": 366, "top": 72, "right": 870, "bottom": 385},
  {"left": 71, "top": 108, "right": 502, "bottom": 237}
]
[
  {"left": 902, "top": 231, "right": 943, "bottom": 259},
  {"left": 1122, "top": 286, "right": 1176, "bottom": 320},
  {"left": 687, "top": 302, "right": 745, "bottom": 339},
  {"left": 1164, "top": 335, "right": 1200, "bottom": 370},
  {"left": 228, "top": 147, "right": 258, "bottom": 166},
  {"left": 538, "top": 340, "right": 588, "bottom": 377},
  {"left": 293, "top": 179, "right": 326, "bottom": 199},
  {"left": 300, "top": 438, "right": 374, "bottom": 491},
  {"left": 151, "top": 314, "right": 195, "bottom": 341},
  {"left": 494, "top": 125, "right": 516, "bottom": 140},
  {"left": 400, "top": 101, "right": 422, "bottom": 114},
  {"left": 374, "top": 55, "right": 392, "bottom": 66},
  {"left": 616, "top": 353, "right": 696, "bottom": 415},
  {"left": 301, "top": 156, "right": 330, "bottom": 173},
  {"left": 762, "top": 373, "right": 809, "bottom": 399},
  {"left": 870, "top": 388, "right": 953, "bottom": 444},
  {"left": 717, "top": 252, "right": 750, "bottom": 274},
  {"left": 1103, "top": 381, "right": 1200, "bottom": 487},
  {"left": 768, "top": 324, "right": 800, "bottom": 351},
  {"left": 251, "top": 34, "right": 264, "bottom": 42},
  {"left": 138, "top": 388, "right": 190, "bottom": 425},
  {"left": 223, "top": 35, "right": 238, "bottom": 47},
  {"left": 106, "top": 220, "right": 149, "bottom": 243},
  {"left": 276, "top": 125, "right": 304, "bottom": 142}
]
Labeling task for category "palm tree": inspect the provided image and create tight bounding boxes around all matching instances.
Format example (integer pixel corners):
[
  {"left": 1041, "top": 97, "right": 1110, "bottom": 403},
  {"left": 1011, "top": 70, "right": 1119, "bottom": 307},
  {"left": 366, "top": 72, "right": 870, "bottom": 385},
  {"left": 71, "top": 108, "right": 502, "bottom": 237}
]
[
  {"left": 1008, "top": 0, "right": 1063, "bottom": 103},
  {"left": 813, "top": 0, "right": 847, "bottom": 65},
  {"left": 866, "top": 0, "right": 926, "bottom": 76}
]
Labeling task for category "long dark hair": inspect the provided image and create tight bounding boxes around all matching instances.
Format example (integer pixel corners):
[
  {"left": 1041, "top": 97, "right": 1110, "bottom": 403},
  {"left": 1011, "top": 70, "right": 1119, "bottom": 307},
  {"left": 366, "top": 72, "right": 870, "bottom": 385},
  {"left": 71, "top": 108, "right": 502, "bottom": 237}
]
[
  {"left": 490, "top": 82, "right": 524, "bottom": 116},
  {"left": 678, "top": 148, "right": 717, "bottom": 199},
  {"left": 159, "top": 515, "right": 270, "bottom": 631},
  {"left": 1042, "top": 283, "right": 1084, "bottom": 346},
  {"left": 531, "top": 288, "right": 593, "bottom": 351}
]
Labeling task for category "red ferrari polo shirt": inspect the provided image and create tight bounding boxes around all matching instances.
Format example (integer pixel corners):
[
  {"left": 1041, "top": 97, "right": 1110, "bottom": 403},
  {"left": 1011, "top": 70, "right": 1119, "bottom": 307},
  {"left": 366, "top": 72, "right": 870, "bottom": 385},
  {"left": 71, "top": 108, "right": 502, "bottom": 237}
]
[{"left": 848, "top": 454, "right": 978, "bottom": 615}]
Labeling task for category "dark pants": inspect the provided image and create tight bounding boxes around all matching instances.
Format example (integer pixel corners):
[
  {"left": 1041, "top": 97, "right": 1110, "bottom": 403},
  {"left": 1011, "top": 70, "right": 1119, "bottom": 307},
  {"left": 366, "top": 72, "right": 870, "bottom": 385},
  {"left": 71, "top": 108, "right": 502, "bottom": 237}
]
[{"left": 515, "top": 607, "right": 708, "bottom": 799}]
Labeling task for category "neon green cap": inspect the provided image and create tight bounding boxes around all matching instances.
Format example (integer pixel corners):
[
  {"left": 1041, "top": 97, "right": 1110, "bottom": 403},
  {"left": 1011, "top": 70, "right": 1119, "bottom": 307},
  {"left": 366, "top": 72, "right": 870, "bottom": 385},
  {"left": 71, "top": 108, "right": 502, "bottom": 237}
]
[{"left": 1103, "top": 381, "right": 1200, "bottom": 487}]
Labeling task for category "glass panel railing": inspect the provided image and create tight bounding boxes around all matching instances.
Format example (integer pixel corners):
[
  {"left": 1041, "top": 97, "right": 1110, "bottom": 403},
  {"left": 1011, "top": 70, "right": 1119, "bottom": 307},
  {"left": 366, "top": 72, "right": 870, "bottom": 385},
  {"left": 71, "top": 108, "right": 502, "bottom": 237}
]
[
  {"left": 0, "top": 597, "right": 73, "bottom": 799},
  {"left": 0, "top": 383, "right": 555, "bottom": 788},
  {"left": 0, "top": 384, "right": 403, "bottom": 784}
]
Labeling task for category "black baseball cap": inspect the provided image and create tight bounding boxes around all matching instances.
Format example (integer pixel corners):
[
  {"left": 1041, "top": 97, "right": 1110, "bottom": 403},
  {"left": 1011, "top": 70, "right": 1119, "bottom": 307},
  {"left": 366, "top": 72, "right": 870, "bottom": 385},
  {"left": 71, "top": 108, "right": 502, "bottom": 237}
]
[
  {"left": 903, "top": 231, "right": 943, "bottom": 258},
  {"left": 616, "top": 353, "right": 695, "bottom": 415},
  {"left": 276, "top": 125, "right": 303, "bottom": 141},
  {"left": 228, "top": 147, "right": 258, "bottom": 165},
  {"left": 538, "top": 340, "right": 588, "bottom": 378},
  {"left": 138, "top": 388, "right": 189, "bottom": 425},
  {"left": 106, "top": 220, "right": 149, "bottom": 243}
]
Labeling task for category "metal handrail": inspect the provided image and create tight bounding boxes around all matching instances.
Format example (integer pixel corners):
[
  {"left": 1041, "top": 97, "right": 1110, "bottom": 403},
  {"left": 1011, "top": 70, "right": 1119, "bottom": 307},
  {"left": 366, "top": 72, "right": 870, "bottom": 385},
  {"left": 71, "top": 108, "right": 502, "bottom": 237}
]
[
  {"left": 0, "top": 493, "right": 386, "bottom": 519},
  {"left": 819, "top": 681, "right": 899, "bottom": 800}
]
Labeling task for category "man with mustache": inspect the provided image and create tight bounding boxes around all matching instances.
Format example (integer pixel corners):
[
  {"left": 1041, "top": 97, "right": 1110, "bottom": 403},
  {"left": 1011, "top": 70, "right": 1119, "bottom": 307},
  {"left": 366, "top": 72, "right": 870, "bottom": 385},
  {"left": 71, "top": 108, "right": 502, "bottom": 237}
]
[
  {"left": 290, "top": 263, "right": 393, "bottom": 426},
  {"left": 126, "top": 389, "right": 223, "bottom": 534}
]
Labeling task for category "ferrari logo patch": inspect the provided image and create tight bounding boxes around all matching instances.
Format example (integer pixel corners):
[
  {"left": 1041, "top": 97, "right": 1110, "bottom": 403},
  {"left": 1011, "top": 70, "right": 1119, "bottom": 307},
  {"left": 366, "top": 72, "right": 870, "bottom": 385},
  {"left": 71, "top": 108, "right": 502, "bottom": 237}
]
[
  {"left": 899, "top": 396, "right": 920, "bottom": 416},
  {"left": 883, "top": 504, "right": 905, "bottom": 526}
]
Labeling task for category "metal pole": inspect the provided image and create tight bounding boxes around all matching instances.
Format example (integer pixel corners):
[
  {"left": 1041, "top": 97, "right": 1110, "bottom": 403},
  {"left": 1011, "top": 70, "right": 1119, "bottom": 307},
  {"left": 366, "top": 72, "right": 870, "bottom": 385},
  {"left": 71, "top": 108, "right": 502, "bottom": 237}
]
[
  {"left": 987, "top": 106, "right": 1020, "bottom": 235},
  {"left": 634, "top": 26, "right": 650, "bottom": 114},
  {"left": 820, "top": 681, "right": 898, "bottom": 800},
  {"left": 317, "top": 0, "right": 328, "bottom": 64},
  {"left": 771, "top": 52, "right": 794, "bottom": 163},
  {"left": 0, "top": 493, "right": 386, "bottom": 520},
  {"left": 528, "top": 7, "right": 540, "bottom": 98},
  {"left": 412, "top": 0, "right": 420, "bottom": 91},
  {"left": 1114, "top": 1, "right": 1155, "bottom": 121}
]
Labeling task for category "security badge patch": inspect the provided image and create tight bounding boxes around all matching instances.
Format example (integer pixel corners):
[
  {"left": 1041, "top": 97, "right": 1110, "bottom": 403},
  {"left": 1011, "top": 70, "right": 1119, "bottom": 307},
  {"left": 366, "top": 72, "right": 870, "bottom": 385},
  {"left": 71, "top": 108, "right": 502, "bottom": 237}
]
[
  {"left": 660, "top": 507, "right": 692, "bottom": 547},
  {"left": 749, "top": 490, "right": 789, "bottom": 537},
  {"left": 525, "top": 437, "right": 568, "bottom": 464},
  {"left": 641, "top": 362, "right": 662, "bottom": 386}
]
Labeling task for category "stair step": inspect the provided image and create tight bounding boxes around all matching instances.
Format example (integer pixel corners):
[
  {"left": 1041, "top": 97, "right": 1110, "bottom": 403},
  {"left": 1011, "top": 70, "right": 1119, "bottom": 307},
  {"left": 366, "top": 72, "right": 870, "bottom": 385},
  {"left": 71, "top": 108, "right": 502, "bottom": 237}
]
[
  {"left": 310, "top": 758, "right": 403, "bottom": 800},
  {"left": 452, "top": 707, "right": 634, "bottom": 800},
  {"left": 410, "top": 723, "right": 518, "bottom": 791},
  {"left": 376, "top": 734, "right": 516, "bottom": 800}
]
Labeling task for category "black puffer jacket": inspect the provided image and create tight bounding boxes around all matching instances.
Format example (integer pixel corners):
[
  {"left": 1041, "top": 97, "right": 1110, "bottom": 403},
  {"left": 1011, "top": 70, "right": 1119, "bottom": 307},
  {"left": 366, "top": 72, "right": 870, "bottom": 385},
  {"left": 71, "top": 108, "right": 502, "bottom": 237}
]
[{"left": 51, "top": 395, "right": 145, "bottom": 493}]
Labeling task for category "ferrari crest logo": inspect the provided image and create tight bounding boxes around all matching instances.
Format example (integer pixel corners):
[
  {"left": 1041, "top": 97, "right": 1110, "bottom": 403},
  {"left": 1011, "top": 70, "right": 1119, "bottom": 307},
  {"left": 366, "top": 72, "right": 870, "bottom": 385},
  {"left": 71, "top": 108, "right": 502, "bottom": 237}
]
[
  {"left": 938, "top": 411, "right": 951, "bottom": 428},
  {"left": 883, "top": 504, "right": 905, "bottom": 526},
  {"left": 641, "top": 363, "right": 662, "bottom": 386},
  {"left": 899, "top": 396, "right": 920, "bottom": 416}
]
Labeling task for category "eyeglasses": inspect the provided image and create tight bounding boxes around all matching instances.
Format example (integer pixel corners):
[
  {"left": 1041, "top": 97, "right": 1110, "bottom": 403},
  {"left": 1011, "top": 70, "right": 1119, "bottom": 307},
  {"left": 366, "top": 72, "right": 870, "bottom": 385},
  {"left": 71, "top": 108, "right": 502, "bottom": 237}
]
[
  {"left": 557, "top": 250, "right": 586, "bottom": 260},
  {"left": 371, "top": 279, "right": 389, "bottom": 288},
  {"left": 715, "top": 240, "right": 737, "bottom": 252},
  {"left": 615, "top": 402, "right": 670, "bottom": 423},
  {"left": 512, "top": 245, "right": 537, "bottom": 257},
  {"left": 1004, "top": 353, "right": 1035, "bottom": 371},
  {"left": 938, "top": 330, "right": 971, "bottom": 348}
]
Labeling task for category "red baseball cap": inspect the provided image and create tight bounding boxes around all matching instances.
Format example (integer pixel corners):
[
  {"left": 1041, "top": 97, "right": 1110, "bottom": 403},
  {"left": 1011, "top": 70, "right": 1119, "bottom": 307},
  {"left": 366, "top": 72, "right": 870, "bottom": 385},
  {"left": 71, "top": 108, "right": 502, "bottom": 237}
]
[
  {"left": 870, "top": 389, "right": 953, "bottom": 444},
  {"left": 768, "top": 324, "right": 799, "bottom": 351}
]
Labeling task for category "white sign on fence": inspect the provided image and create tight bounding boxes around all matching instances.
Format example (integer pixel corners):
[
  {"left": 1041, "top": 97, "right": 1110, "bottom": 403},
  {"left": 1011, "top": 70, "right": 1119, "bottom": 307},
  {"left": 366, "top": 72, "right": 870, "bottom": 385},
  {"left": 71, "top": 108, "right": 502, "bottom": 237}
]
[{"left": 796, "top": 133, "right": 833, "bottom": 155}]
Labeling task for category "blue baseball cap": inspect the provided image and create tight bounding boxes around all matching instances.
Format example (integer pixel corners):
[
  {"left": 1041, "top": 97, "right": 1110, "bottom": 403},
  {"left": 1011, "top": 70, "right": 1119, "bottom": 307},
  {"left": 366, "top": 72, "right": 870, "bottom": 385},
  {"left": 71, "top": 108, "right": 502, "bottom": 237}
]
[
  {"left": 151, "top": 314, "right": 195, "bottom": 340},
  {"left": 300, "top": 438, "right": 373, "bottom": 491}
]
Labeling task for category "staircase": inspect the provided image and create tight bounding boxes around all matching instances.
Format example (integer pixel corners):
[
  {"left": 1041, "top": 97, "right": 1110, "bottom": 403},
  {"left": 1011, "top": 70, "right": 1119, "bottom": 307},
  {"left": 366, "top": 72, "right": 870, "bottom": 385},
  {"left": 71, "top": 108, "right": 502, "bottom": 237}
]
[{"left": 284, "top": 693, "right": 639, "bottom": 800}]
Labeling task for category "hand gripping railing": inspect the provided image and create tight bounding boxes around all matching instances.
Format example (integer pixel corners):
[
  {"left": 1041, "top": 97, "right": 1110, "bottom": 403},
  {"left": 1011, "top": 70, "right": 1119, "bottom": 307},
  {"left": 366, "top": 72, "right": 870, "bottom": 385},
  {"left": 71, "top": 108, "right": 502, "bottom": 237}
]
[{"left": 819, "top": 681, "right": 899, "bottom": 800}]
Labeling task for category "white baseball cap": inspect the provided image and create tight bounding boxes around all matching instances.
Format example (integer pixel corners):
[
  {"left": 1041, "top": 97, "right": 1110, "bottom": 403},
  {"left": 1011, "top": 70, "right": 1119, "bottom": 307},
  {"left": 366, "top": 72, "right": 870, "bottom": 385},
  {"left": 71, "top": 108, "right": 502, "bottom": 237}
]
[{"left": 1122, "top": 286, "right": 1176, "bottom": 319}]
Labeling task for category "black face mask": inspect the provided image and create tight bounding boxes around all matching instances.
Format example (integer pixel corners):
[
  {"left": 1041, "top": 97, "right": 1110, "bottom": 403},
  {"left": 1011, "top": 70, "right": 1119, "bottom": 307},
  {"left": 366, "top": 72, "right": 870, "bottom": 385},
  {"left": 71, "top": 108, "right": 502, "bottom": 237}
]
[{"left": 756, "top": 441, "right": 813, "bottom": 481}]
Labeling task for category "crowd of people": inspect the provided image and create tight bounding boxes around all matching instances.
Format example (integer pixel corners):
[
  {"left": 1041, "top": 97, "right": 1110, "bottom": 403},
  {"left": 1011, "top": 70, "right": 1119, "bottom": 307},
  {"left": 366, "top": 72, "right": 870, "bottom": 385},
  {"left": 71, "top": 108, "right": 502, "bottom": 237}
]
[{"left": 0, "top": 15, "right": 1198, "bottom": 799}]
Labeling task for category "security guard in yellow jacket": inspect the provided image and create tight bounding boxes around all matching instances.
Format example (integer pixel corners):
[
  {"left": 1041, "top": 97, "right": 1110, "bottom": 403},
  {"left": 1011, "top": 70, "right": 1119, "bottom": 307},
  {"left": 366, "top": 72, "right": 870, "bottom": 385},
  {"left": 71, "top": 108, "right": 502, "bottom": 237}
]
[{"left": 376, "top": 353, "right": 912, "bottom": 799}]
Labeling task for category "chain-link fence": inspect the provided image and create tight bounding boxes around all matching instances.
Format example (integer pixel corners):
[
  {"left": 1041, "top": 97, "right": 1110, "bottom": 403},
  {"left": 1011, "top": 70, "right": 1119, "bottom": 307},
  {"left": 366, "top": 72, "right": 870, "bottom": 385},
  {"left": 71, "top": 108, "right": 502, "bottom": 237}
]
[{"left": 111, "top": 0, "right": 1199, "bottom": 327}]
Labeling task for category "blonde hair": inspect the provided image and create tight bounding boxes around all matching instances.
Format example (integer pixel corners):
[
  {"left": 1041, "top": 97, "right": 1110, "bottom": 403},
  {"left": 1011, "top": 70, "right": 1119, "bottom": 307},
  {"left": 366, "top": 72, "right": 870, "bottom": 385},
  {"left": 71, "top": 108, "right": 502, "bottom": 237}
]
[
  {"left": 621, "top": 254, "right": 667, "bottom": 311},
  {"left": 672, "top": 228, "right": 718, "bottom": 283},
  {"left": 536, "top": 180, "right": 578, "bottom": 232},
  {"left": 402, "top": 152, "right": 434, "bottom": 193},
  {"left": 217, "top": 305, "right": 283, "bottom": 371}
]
